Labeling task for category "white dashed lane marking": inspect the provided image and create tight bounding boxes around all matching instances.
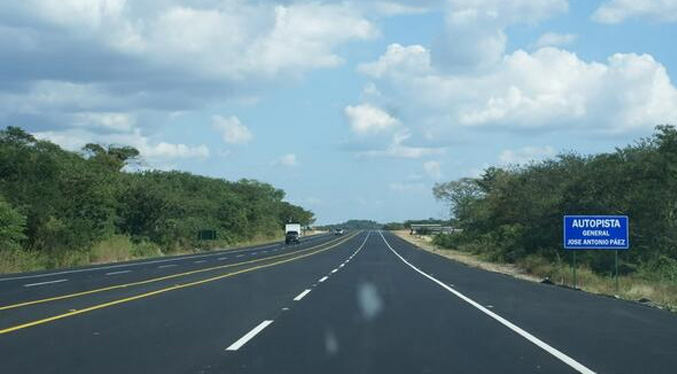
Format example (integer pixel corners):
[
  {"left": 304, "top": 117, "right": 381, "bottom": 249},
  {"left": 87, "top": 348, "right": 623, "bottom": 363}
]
[
  {"left": 225, "top": 320, "right": 274, "bottom": 351},
  {"left": 23, "top": 279, "right": 68, "bottom": 288},
  {"left": 293, "top": 289, "right": 312, "bottom": 301}
]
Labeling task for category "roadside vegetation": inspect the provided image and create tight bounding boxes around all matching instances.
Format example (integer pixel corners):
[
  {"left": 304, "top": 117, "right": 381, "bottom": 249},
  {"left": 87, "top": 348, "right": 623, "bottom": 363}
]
[
  {"left": 429, "top": 125, "right": 677, "bottom": 311},
  {"left": 316, "top": 219, "right": 382, "bottom": 231},
  {"left": 0, "top": 126, "right": 314, "bottom": 274}
]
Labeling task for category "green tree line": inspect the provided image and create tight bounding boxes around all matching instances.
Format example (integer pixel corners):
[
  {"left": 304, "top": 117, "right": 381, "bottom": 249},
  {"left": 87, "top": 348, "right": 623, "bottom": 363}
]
[
  {"left": 0, "top": 126, "right": 314, "bottom": 272},
  {"left": 316, "top": 220, "right": 382, "bottom": 231},
  {"left": 433, "top": 125, "right": 677, "bottom": 282}
]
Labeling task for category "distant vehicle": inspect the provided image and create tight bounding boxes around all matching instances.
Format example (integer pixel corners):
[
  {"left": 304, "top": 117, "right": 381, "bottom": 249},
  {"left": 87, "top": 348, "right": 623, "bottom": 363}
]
[
  {"left": 285, "top": 223, "right": 302, "bottom": 244},
  {"left": 334, "top": 228, "right": 345, "bottom": 235},
  {"left": 285, "top": 231, "right": 299, "bottom": 244}
]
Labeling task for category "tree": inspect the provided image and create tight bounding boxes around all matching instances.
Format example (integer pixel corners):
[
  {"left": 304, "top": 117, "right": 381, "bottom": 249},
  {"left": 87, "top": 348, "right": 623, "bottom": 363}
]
[
  {"left": 0, "top": 197, "right": 26, "bottom": 252},
  {"left": 83, "top": 143, "right": 140, "bottom": 171},
  {"left": 433, "top": 178, "right": 483, "bottom": 222}
]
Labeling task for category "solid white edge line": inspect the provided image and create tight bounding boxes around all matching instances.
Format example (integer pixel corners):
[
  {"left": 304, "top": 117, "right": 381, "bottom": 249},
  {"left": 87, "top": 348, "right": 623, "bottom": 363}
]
[
  {"left": 105, "top": 270, "right": 131, "bottom": 276},
  {"left": 23, "top": 279, "right": 68, "bottom": 287},
  {"left": 378, "top": 231, "right": 596, "bottom": 374},
  {"left": 293, "top": 289, "right": 312, "bottom": 301},
  {"left": 318, "top": 276, "right": 329, "bottom": 283},
  {"left": 226, "top": 320, "right": 274, "bottom": 351}
]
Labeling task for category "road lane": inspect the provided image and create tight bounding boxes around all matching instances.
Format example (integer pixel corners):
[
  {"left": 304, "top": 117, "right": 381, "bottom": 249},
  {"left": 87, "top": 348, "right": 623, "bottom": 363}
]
[
  {"left": 210, "top": 231, "right": 580, "bottom": 374},
  {"left": 2, "top": 230, "right": 675, "bottom": 373},
  {"left": 0, "top": 233, "right": 332, "bottom": 285},
  {"left": 0, "top": 233, "right": 358, "bottom": 331},
  {"left": 0, "top": 231, "right": 366, "bottom": 374},
  {"left": 0, "top": 233, "right": 338, "bottom": 307},
  {"left": 381, "top": 231, "right": 677, "bottom": 374}
]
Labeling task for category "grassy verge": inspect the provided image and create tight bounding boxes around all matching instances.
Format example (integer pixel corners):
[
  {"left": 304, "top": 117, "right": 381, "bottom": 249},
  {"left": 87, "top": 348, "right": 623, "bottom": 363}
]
[
  {"left": 392, "top": 231, "right": 677, "bottom": 313},
  {"left": 0, "top": 231, "right": 320, "bottom": 275}
]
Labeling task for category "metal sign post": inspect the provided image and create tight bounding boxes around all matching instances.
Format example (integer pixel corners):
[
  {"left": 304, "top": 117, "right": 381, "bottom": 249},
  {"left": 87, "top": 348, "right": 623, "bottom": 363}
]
[
  {"left": 572, "top": 251, "right": 577, "bottom": 289},
  {"left": 615, "top": 250, "right": 619, "bottom": 294},
  {"left": 563, "top": 215, "right": 630, "bottom": 292}
]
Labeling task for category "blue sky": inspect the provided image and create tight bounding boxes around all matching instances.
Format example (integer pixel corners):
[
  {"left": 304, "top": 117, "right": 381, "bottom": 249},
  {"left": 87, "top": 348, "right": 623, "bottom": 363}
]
[{"left": 2, "top": 0, "right": 677, "bottom": 224}]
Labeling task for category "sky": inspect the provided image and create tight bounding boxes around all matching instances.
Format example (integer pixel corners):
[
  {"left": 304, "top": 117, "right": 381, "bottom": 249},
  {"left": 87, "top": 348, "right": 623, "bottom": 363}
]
[{"left": 1, "top": 0, "right": 677, "bottom": 225}]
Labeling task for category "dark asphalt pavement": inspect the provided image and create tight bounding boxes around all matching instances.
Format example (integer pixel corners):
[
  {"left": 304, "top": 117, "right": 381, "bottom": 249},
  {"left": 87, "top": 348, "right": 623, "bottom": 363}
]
[{"left": 1, "top": 231, "right": 675, "bottom": 373}]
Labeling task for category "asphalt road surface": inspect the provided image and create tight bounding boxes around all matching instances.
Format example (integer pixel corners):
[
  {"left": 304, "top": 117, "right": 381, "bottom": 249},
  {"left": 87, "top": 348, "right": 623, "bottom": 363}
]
[{"left": 1, "top": 231, "right": 676, "bottom": 373}]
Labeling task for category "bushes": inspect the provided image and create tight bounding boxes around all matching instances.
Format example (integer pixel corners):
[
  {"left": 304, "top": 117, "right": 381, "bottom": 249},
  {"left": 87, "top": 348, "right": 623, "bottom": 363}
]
[
  {"left": 0, "top": 126, "right": 315, "bottom": 273},
  {"left": 433, "top": 125, "right": 677, "bottom": 282},
  {"left": 0, "top": 197, "right": 26, "bottom": 252}
]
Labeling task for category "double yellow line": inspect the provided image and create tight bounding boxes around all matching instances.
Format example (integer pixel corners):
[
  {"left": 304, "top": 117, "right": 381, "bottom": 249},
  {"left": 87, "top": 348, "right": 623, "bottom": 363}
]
[{"left": 0, "top": 232, "right": 358, "bottom": 335}]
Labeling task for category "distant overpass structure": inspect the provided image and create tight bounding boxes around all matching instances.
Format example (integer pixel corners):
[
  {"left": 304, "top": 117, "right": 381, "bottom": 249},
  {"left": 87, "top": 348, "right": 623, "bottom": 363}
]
[{"left": 409, "top": 223, "right": 461, "bottom": 235}]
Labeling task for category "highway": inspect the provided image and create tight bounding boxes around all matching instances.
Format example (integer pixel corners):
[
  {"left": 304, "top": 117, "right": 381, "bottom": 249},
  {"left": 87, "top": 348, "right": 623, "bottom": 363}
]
[{"left": 1, "top": 231, "right": 676, "bottom": 373}]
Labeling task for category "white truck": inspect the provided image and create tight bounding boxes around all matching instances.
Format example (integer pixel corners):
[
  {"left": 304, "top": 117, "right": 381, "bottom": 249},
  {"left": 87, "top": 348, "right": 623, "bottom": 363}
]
[{"left": 285, "top": 223, "right": 302, "bottom": 244}]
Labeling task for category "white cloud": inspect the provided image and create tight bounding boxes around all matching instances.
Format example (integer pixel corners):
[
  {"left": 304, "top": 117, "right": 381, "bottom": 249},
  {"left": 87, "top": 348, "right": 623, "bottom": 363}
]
[
  {"left": 73, "top": 112, "right": 135, "bottom": 132},
  {"left": 499, "top": 146, "right": 555, "bottom": 165},
  {"left": 96, "top": 2, "right": 378, "bottom": 79},
  {"left": 26, "top": 0, "right": 126, "bottom": 29},
  {"left": 432, "top": 0, "right": 568, "bottom": 69},
  {"left": 248, "top": 3, "right": 378, "bottom": 75},
  {"left": 276, "top": 153, "right": 298, "bottom": 167},
  {"left": 360, "top": 44, "right": 677, "bottom": 133},
  {"left": 212, "top": 115, "right": 253, "bottom": 144},
  {"left": 357, "top": 130, "right": 445, "bottom": 159},
  {"left": 534, "top": 32, "right": 577, "bottom": 48},
  {"left": 423, "top": 160, "right": 442, "bottom": 180},
  {"left": 359, "top": 44, "right": 431, "bottom": 79},
  {"left": 33, "top": 128, "right": 210, "bottom": 161},
  {"left": 365, "top": 1, "right": 430, "bottom": 16},
  {"left": 389, "top": 182, "right": 428, "bottom": 193},
  {"left": 143, "top": 142, "right": 210, "bottom": 159},
  {"left": 0, "top": 1, "right": 380, "bottom": 151},
  {"left": 345, "top": 104, "right": 400, "bottom": 135},
  {"left": 13, "top": 1, "right": 378, "bottom": 80},
  {"left": 593, "top": 0, "right": 677, "bottom": 23}
]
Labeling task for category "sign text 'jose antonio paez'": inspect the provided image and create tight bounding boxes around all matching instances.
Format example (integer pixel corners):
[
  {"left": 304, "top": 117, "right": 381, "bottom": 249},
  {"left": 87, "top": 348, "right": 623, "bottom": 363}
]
[{"left": 563, "top": 215, "right": 629, "bottom": 250}]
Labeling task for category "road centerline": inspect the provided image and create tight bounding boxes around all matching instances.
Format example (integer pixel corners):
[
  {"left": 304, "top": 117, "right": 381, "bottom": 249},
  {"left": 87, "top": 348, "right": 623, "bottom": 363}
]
[
  {"left": 293, "top": 289, "right": 312, "bottom": 301},
  {"left": 226, "top": 320, "right": 274, "bottom": 351}
]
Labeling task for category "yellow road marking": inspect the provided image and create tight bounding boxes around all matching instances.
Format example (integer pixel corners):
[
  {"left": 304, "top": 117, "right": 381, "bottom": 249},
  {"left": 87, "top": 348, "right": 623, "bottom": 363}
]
[
  {"left": 0, "top": 232, "right": 359, "bottom": 335},
  {"left": 0, "top": 233, "right": 357, "bottom": 312}
]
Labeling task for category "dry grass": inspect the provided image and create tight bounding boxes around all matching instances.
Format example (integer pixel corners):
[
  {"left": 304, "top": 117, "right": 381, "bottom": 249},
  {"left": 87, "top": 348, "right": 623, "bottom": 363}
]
[
  {"left": 0, "top": 231, "right": 317, "bottom": 275},
  {"left": 89, "top": 235, "right": 134, "bottom": 263},
  {"left": 393, "top": 231, "right": 540, "bottom": 282},
  {"left": 0, "top": 250, "right": 47, "bottom": 274},
  {"left": 392, "top": 230, "right": 677, "bottom": 312}
]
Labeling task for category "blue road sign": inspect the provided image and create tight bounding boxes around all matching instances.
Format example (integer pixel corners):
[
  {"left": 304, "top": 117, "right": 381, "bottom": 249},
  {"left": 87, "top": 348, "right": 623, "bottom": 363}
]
[{"left": 563, "top": 215, "right": 629, "bottom": 250}]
